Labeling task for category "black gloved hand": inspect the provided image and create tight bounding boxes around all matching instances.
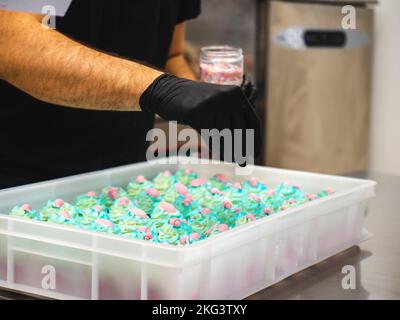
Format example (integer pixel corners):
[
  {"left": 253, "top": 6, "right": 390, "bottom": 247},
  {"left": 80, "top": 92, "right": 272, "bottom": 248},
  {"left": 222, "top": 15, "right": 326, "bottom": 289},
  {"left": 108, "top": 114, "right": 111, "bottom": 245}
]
[
  {"left": 140, "top": 74, "right": 262, "bottom": 163},
  {"left": 241, "top": 74, "right": 258, "bottom": 106}
]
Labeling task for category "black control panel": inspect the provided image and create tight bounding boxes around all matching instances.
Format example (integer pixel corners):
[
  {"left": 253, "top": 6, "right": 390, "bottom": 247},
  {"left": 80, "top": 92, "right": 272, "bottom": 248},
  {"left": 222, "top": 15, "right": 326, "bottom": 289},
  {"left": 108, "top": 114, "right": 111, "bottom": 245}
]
[{"left": 304, "top": 30, "right": 347, "bottom": 48}]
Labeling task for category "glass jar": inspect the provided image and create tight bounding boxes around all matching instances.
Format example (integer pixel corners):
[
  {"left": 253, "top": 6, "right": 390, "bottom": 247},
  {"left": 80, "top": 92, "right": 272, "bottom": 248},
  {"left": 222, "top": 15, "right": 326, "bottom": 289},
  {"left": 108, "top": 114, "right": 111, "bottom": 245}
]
[{"left": 200, "top": 46, "right": 244, "bottom": 86}]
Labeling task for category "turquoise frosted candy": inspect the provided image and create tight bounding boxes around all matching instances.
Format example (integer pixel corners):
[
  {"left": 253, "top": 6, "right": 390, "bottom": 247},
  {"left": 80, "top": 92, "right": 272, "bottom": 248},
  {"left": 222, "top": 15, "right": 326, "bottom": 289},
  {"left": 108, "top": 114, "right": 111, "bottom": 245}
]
[
  {"left": 235, "top": 212, "right": 257, "bottom": 227},
  {"left": 108, "top": 197, "right": 135, "bottom": 224},
  {"left": 8, "top": 168, "right": 336, "bottom": 247},
  {"left": 100, "top": 186, "right": 128, "bottom": 208},
  {"left": 175, "top": 168, "right": 198, "bottom": 186},
  {"left": 151, "top": 201, "right": 183, "bottom": 229},
  {"left": 153, "top": 171, "right": 176, "bottom": 195},
  {"left": 118, "top": 207, "right": 153, "bottom": 235},
  {"left": 82, "top": 205, "right": 109, "bottom": 220},
  {"left": 190, "top": 185, "right": 213, "bottom": 208},
  {"left": 49, "top": 210, "right": 75, "bottom": 225},
  {"left": 163, "top": 183, "right": 200, "bottom": 218},
  {"left": 204, "top": 222, "right": 230, "bottom": 237},
  {"left": 243, "top": 177, "right": 267, "bottom": 194},
  {"left": 156, "top": 224, "right": 181, "bottom": 246},
  {"left": 39, "top": 199, "right": 76, "bottom": 222},
  {"left": 75, "top": 192, "right": 103, "bottom": 211},
  {"left": 226, "top": 183, "right": 246, "bottom": 209},
  {"left": 275, "top": 182, "right": 304, "bottom": 201},
  {"left": 93, "top": 218, "right": 119, "bottom": 234},
  {"left": 126, "top": 176, "right": 153, "bottom": 200},
  {"left": 10, "top": 205, "right": 40, "bottom": 220},
  {"left": 241, "top": 194, "right": 263, "bottom": 216},
  {"left": 136, "top": 188, "right": 161, "bottom": 214},
  {"left": 208, "top": 173, "right": 230, "bottom": 191},
  {"left": 186, "top": 211, "right": 217, "bottom": 235}
]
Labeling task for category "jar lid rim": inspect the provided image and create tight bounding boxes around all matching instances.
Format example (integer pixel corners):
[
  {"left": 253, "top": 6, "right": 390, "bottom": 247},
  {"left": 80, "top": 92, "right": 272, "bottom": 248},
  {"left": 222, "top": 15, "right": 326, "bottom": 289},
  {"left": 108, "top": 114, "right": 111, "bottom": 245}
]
[{"left": 200, "top": 45, "right": 243, "bottom": 57}]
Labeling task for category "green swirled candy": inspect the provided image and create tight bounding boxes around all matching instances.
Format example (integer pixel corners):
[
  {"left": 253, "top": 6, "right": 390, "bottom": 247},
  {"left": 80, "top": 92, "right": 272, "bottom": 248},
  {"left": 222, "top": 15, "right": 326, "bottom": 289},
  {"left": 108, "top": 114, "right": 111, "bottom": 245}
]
[
  {"left": 156, "top": 224, "right": 181, "bottom": 246},
  {"left": 75, "top": 191, "right": 103, "bottom": 211},
  {"left": 153, "top": 171, "right": 176, "bottom": 195},
  {"left": 126, "top": 176, "right": 153, "bottom": 199},
  {"left": 100, "top": 186, "right": 128, "bottom": 208},
  {"left": 108, "top": 197, "right": 136, "bottom": 224},
  {"left": 208, "top": 173, "right": 230, "bottom": 191},
  {"left": 136, "top": 187, "right": 161, "bottom": 214},
  {"left": 186, "top": 211, "right": 217, "bottom": 235},
  {"left": 39, "top": 199, "right": 76, "bottom": 222},
  {"left": 10, "top": 204, "right": 40, "bottom": 220},
  {"left": 175, "top": 168, "right": 198, "bottom": 186},
  {"left": 243, "top": 177, "right": 267, "bottom": 194}
]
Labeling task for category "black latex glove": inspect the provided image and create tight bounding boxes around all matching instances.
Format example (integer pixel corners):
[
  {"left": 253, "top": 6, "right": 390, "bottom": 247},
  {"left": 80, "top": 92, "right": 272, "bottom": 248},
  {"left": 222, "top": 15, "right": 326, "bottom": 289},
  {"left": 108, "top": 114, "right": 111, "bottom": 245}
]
[
  {"left": 140, "top": 74, "right": 261, "bottom": 163},
  {"left": 241, "top": 74, "right": 258, "bottom": 106}
]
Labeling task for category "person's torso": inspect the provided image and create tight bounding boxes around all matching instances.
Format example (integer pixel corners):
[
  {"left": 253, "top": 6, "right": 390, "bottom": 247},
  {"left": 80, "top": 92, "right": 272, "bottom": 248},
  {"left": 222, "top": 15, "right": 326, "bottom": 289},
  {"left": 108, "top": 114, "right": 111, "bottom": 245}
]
[{"left": 0, "top": 0, "right": 186, "bottom": 188}]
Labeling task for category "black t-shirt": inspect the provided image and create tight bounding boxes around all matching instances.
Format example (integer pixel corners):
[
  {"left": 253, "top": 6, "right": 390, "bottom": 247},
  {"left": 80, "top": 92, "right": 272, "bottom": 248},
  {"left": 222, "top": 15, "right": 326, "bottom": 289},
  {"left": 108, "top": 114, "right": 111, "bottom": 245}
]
[{"left": 0, "top": 0, "right": 201, "bottom": 189}]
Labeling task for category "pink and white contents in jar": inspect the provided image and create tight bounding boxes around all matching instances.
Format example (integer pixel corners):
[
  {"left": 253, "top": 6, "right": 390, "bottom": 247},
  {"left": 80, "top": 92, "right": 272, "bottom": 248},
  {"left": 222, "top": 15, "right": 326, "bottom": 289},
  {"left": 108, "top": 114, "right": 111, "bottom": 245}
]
[{"left": 200, "top": 46, "right": 244, "bottom": 86}]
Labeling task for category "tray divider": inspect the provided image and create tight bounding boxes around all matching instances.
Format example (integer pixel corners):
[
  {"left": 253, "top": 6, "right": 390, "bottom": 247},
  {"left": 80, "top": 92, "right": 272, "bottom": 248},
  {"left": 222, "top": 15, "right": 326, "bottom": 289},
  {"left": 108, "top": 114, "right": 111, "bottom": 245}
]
[
  {"left": 91, "top": 236, "right": 99, "bottom": 300},
  {"left": 6, "top": 220, "right": 14, "bottom": 285}
]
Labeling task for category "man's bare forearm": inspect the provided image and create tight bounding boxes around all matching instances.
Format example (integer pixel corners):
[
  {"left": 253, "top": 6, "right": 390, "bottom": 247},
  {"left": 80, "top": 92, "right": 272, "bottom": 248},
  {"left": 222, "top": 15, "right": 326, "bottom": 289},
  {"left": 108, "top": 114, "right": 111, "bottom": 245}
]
[
  {"left": 166, "top": 54, "right": 197, "bottom": 80},
  {"left": 0, "top": 12, "right": 162, "bottom": 111}
]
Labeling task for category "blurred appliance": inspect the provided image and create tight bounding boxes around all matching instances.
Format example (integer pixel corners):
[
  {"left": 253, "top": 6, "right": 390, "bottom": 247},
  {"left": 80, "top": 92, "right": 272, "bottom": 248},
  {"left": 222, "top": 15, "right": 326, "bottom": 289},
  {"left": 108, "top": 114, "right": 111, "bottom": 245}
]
[{"left": 258, "top": 0, "right": 375, "bottom": 174}]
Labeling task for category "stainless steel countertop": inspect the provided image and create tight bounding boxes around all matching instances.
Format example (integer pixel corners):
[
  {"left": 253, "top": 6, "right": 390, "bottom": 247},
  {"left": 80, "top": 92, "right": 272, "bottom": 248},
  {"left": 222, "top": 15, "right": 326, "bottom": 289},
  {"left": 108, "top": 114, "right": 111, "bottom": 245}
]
[{"left": 1, "top": 172, "right": 399, "bottom": 300}]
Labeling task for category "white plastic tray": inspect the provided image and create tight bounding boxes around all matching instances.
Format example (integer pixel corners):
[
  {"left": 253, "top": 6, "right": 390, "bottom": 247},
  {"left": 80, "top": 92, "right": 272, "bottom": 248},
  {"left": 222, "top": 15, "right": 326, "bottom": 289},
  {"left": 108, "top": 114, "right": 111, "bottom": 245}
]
[{"left": 0, "top": 157, "right": 376, "bottom": 299}]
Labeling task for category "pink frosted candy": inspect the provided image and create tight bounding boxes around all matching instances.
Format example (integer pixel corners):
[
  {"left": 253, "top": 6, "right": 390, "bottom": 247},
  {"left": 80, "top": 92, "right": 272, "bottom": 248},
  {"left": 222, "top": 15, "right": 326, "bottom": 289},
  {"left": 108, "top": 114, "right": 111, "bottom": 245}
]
[
  {"left": 218, "top": 224, "right": 229, "bottom": 232},
  {"left": 95, "top": 219, "right": 113, "bottom": 227},
  {"left": 266, "top": 189, "right": 275, "bottom": 197},
  {"left": 144, "top": 232, "right": 153, "bottom": 241},
  {"left": 86, "top": 191, "right": 97, "bottom": 197},
  {"left": 215, "top": 173, "right": 228, "bottom": 182},
  {"left": 222, "top": 200, "right": 232, "bottom": 209},
  {"left": 260, "top": 180, "right": 268, "bottom": 186},
  {"left": 108, "top": 188, "right": 119, "bottom": 200},
  {"left": 191, "top": 178, "right": 207, "bottom": 187},
  {"left": 53, "top": 198, "right": 64, "bottom": 208},
  {"left": 159, "top": 201, "right": 177, "bottom": 213},
  {"left": 117, "top": 197, "right": 131, "bottom": 207},
  {"left": 211, "top": 188, "right": 221, "bottom": 195},
  {"left": 185, "top": 168, "right": 193, "bottom": 174},
  {"left": 249, "top": 177, "right": 258, "bottom": 186},
  {"left": 92, "top": 205, "right": 103, "bottom": 212},
  {"left": 138, "top": 226, "right": 150, "bottom": 233},
  {"left": 234, "top": 208, "right": 240, "bottom": 213},
  {"left": 249, "top": 194, "right": 261, "bottom": 203},
  {"left": 136, "top": 175, "right": 146, "bottom": 183},
  {"left": 233, "top": 182, "right": 242, "bottom": 189},
  {"left": 60, "top": 211, "right": 71, "bottom": 220},
  {"left": 288, "top": 198, "right": 296, "bottom": 204},
  {"left": 175, "top": 182, "right": 188, "bottom": 195},
  {"left": 201, "top": 208, "right": 211, "bottom": 215},
  {"left": 130, "top": 207, "right": 148, "bottom": 219},
  {"left": 163, "top": 170, "right": 172, "bottom": 177},
  {"left": 326, "top": 187, "right": 335, "bottom": 195},
  {"left": 264, "top": 208, "right": 272, "bottom": 214},
  {"left": 21, "top": 204, "right": 32, "bottom": 212},
  {"left": 180, "top": 236, "right": 188, "bottom": 245},
  {"left": 182, "top": 194, "right": 194, "bottom": 206},
  {"left": 246, "top": 213, "right": 256, "bottom": 221},
  {"left": 170, "top": 218, "right": 181, "bottom": 227},
  {"left": 189, "top": 232, "right": 200, "bottom": 241},
  {"left": 146, "top": 188, "right": 160, "bottom": 198},
  {"left": 308, "top": 194, "right": 317, "bottom": 201}
]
